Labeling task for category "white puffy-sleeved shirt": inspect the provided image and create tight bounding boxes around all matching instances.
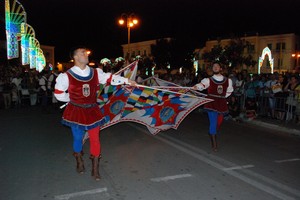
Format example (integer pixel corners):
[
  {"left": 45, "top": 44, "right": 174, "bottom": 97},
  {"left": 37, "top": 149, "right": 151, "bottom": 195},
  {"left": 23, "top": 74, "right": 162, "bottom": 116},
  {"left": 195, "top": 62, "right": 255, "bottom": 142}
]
[
  {"left": 39, "top": 76, "right": 48, "bottom": 92},
  {"left": 54, "top": 66, "right": 128, "bottom": 102},
  {"left": 195, "top": 74, "right": 234, "bottom": 98}
]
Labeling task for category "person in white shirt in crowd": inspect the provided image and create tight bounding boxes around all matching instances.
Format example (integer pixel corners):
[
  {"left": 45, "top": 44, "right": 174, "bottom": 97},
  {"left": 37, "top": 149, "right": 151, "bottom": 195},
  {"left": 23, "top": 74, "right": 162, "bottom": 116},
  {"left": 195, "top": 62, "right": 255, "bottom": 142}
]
[
  {"left": 264, "top": 73, "right": 278, "bottom": 119},
  {"left": 47, "top": 67, "right": 60, "bottom": 108},
  {"left": 11, "top": 73, "right": 22, "bottom": 107}
]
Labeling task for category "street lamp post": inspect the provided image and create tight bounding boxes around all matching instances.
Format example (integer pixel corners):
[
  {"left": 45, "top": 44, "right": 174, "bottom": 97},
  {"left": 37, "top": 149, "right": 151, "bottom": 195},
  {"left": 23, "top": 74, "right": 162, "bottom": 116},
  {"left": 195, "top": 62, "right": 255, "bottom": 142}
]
[{"left": 118, "top": 13, "right": 139, "bottom": 60}]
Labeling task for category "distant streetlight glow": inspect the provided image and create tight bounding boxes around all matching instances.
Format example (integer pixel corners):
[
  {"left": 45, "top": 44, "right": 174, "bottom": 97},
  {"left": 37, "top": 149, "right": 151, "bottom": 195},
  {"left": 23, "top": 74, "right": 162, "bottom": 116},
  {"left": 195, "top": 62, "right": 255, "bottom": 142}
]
[{"left": 292, "top": 52, "right": 300, "bottom": 69}]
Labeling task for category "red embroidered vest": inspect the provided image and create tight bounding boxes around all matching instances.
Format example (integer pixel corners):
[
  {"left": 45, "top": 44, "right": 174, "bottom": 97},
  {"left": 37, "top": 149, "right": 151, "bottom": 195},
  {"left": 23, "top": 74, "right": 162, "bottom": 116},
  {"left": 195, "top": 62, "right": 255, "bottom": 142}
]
[{"left": 66, "top": 68, "right": 99, "bottom": 104}]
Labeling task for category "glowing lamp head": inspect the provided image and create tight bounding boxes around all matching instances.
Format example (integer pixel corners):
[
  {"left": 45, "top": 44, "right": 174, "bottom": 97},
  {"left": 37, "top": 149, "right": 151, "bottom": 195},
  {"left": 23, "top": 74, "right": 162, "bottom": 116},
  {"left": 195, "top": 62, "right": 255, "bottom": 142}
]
[
  {"left": 118, "top": 19, "right": 125, "bottom": 25},
  {"left": 132, "top": 19, "right": 138, "bottom": 24}
]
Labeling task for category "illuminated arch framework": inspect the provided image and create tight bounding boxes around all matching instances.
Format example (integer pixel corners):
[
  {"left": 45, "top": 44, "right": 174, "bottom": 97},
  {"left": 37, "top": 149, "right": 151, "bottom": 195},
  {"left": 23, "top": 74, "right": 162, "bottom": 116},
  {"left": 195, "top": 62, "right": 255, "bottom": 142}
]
[
  {"left": 5, "top": 0, "right": 26, "bottom": 59},
  {"left": 5, "top": 0, "right": 46, "bottom": 71},
  {"left": 21, "top": 23, "right": 35, "bottom": 65},
  {"left": 258, "top": 47, "right": 274, "bottom": 74}
]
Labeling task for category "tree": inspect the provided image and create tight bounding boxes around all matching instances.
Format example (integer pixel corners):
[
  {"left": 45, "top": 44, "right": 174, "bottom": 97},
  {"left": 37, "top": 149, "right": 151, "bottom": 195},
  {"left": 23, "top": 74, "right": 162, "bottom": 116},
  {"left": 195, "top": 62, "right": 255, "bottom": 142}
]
[
  {"left": 202, "top": 37, "right": 257, "bottom": 70},
  {"left": 151, "top": 38, "right": 194, "bottom": 71},
  {"left": 151, "top": 38, "right": 172, "bottom": 69}
]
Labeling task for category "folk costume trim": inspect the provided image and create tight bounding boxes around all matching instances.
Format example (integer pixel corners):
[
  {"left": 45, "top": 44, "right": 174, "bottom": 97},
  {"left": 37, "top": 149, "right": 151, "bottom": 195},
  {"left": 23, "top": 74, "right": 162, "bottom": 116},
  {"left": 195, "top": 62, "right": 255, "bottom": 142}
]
[
  {"left": 61, "top": 118, "right": 106, "bottom": 131},
  {"left": 67, "top": 67, "right": 94, "bottom": 82},
  {"left": 209, "top": 76, "right": 227, "bottom": 84}
]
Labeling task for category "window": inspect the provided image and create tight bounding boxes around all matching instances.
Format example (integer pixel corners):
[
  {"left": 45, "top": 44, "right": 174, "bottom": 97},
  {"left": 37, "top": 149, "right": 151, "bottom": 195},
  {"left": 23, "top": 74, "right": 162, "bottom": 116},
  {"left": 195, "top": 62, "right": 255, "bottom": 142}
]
[
  {"left": 248, "top": 45, "right": 255, "bottom": 53},
  {"left": 267, "top": 43, "right": 272, "bottom": 50},
  {"left": 276, "top": 42, "right": 285, "bottom": 51},
  {"left": 277, "top": 58, "right": 283, "bottom": 67},
  {"left": 276, "top": 43, "right": 280, "bottom": 50}
]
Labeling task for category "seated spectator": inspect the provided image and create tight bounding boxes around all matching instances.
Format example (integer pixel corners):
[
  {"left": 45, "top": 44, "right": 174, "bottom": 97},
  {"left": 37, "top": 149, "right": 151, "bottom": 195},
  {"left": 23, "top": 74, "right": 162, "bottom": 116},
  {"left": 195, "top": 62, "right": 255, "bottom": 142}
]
[
  {"left": 244, "top": 98, "right": 257, "bottom": 121},
  {"left": 228, "top": 96, "right": 241, "bottom": 122}
]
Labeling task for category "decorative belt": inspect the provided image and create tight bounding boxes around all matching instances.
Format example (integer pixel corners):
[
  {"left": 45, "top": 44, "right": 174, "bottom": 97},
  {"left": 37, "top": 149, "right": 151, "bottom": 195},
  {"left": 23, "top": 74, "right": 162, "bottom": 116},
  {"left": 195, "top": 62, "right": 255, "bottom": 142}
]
[
  {"left": 69, "top": 101, "right": 98, "bottom": 108},
  {"left": 208, "top": 94, "right": 226, "bottom": 99}
]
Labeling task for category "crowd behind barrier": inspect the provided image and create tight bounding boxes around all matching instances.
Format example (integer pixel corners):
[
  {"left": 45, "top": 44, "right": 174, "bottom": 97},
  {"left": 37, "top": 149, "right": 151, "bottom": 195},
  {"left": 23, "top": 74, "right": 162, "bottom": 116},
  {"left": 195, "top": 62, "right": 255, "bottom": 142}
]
[
  {"left": 149, "top": 69, "right": 300, "bottom": 125},
  {"left": 1, "top": 64, "right": 300, "bottom": 126}
]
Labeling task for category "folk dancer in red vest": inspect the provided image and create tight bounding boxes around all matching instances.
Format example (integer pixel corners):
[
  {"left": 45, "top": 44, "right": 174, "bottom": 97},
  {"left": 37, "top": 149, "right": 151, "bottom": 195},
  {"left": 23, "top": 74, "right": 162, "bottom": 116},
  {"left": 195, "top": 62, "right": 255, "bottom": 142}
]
[
  {"left": 193, "top": 62, "right": 233, "bottom": 152},
  {"left": 54, "top": 46, "right": 136, "bottom": 180}
]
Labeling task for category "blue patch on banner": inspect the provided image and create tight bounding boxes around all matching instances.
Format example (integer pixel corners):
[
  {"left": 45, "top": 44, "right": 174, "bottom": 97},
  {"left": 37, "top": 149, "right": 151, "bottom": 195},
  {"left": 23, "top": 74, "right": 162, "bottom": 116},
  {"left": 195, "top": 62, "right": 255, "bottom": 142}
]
[
  {"left": 110, "top": 100, "right": 125, "bottom": 115},
  {"left": 159, "top": 107, "right": 174, "bottom": 123}
]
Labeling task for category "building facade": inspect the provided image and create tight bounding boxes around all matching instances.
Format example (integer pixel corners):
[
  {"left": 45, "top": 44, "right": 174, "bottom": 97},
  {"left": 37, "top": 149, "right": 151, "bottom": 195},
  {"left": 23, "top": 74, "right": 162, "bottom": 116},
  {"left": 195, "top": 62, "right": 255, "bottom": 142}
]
[
  {"left": 41, "top": 45, "right": 55, "bottom": 69},
  {"left": 121, "top": 39, "right": 156, "bottom": 59},
  {"left": 194, "top": 33, "right": 300, "bottom": 74},
  {"left": 121, "top": 38, "right": 172, "bottom": 59}
]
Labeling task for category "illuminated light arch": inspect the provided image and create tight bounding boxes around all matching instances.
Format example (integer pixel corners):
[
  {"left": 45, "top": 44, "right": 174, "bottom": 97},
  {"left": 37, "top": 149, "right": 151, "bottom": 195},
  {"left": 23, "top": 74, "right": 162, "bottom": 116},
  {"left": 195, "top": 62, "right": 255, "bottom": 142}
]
[
  {"left": 5, "top": 0, "right": 27, "bottom": 59},
  {"left": 21, "top": 23, "right": 35, "bottom": 65},
  {"left": 5, "top": 0, "right": 46, "bottom": 72},
  {"left": 258, "top": 47, "right": 274, "bottom": 74},
  {"left": 37, "top": 48, "right": 46, "bottom": 72},
  {"left": 29, "top": 37, "right": 40, "bottom": 69}
]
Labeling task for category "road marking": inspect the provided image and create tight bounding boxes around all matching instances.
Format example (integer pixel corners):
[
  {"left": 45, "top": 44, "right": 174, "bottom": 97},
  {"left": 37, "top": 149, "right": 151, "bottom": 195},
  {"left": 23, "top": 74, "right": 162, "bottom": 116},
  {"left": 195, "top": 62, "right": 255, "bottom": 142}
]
[
  {"left": 156, "top": 135, "right": 298, "bottom": 200},
  {"left": 150, "top": 174, "right": 192, "bottom": 182},
  {"left": 54, "top": 187, "right": 107, "bottom": 200},
  {"left": 223, "top": 165, "right": 255, "bottom": 171},
  {"left": 275, "top": 158, "right": 300, "bottom": 163},
  {"left": 129, "top": 124, "right": 300, "bottom": 200}
]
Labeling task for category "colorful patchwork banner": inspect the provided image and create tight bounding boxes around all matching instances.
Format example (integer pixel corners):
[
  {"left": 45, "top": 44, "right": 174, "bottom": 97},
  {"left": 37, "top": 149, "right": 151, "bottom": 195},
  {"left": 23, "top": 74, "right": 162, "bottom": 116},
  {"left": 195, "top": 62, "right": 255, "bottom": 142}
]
[
  {"left": 114, "top": 61, "right": 138, "bottom": 81},
  {"left": 98, "top": 84, "right": 212, "bottom": 135}
]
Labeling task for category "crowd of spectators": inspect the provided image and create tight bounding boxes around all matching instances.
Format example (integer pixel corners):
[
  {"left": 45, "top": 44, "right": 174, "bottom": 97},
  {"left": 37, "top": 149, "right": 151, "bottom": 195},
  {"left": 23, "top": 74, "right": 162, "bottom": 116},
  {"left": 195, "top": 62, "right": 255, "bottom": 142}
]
[
  {"left": 151, "top": 68, "right": 300, "bottom": 125},
  {"left": 1, "top": 63, "right": 300, "bottom": 125},
  {"left": 0, "top": 64, "right": 60, "bottom": 111}
]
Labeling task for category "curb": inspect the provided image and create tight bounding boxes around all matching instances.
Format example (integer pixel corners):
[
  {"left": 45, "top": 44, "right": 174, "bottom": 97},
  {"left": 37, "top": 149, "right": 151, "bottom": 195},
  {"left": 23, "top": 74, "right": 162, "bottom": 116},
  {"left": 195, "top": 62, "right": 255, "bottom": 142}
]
[{"left": 246, "top": 120, "right": 300, "bottom": 136}]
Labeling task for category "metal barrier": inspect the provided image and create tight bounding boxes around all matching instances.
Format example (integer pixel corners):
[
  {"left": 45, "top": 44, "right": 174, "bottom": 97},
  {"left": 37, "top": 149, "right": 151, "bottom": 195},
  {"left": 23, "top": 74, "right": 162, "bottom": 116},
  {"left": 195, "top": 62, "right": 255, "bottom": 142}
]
[
  {"left": 233, "top": 91, "right": 300, "bottom": 121},
  {"left": 234, "top": 92, "right": 297, "bottom": 122}
]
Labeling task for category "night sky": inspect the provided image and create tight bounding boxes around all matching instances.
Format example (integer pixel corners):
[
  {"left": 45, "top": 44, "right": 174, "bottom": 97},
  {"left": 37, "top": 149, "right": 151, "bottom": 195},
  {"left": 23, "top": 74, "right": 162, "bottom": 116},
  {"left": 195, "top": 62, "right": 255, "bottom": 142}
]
[{"left": 1, "top": 0, "right": 300, "bottom": 62}]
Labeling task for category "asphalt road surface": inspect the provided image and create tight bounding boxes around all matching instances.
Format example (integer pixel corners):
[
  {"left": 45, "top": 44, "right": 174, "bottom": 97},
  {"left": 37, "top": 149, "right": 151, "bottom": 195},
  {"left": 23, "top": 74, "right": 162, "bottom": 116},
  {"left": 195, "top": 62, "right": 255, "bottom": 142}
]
[{"left": 0, "top": 106, "right": 299, "bottom": 200}]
